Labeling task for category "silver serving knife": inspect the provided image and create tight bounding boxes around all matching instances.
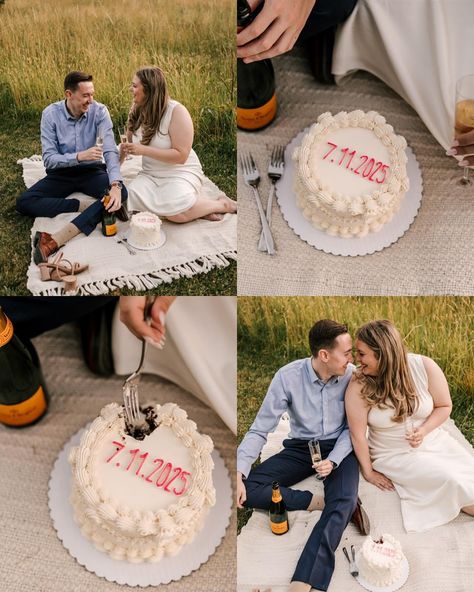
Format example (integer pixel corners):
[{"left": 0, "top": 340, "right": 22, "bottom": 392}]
[{"left": 342, "top": 546, "right": 359, "bottom": 577}]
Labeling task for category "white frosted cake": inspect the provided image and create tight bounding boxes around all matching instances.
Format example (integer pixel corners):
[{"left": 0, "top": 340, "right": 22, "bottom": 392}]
[
  {"left": 129, "top": 211, "right": 163, "bottom": 248},
  {"left": 358, "top": 534, "right": 406, "bottom": 587},
  {"left": 292, "top": 110, "right": 409, "bottom": 238},
  {"left": 68, "top": 402, "right": 215, "bottom": 563}
]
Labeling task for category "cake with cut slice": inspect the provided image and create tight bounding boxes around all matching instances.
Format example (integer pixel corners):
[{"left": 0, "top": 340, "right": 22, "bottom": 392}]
[
  {"left": 128, "top": 211, "right": 163, "bottom": 248},
  {"left": 292, "top": 110, "right": 409, "bottom": 238},
  {"left": 357, "top": 534, "right": 406, "bottom": 587},
  {"left": 68, "top": 402, "right": 215, "bottom": 563}
]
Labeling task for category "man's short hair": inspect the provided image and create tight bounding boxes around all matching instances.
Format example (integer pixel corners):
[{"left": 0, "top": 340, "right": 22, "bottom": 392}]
[
  {"left": 308, "top": 319, "right": 349, "bottom": 356},
  {"left": 64, "top": 71, "right": 93, "bottom": 92}
]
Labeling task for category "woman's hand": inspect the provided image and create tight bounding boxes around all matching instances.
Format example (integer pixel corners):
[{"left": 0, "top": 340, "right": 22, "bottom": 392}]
[
  {"left": 237, "top": 0, "right": 316, "bottom": 62},
  {"left": 119, "top": 296, "right": 176, "bottom": 347},
  {"left": 406, "top": 426, "right": 425, "bottom": 448},
  {"left": 449, "top": 130, "right": 474, "bottom": 167},
  {"left": 122, "top": 141, "right": 144, "bottom": 157},
  {"left": 363, "top": 469, "right": 395, "bottom": 491},
  {"left": 313, "top": 459, "right": 334, "bottom": 478}
]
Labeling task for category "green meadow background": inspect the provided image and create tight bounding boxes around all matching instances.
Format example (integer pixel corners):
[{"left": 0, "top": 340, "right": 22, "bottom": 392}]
[
  {"left": 238, "top": 296, "right": 474, "bottom": 530},
  {"left": 0, "top": 0, "right": 235, "bottom": 294}
]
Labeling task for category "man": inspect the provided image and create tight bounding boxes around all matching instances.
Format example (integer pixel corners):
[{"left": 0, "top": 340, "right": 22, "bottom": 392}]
[
  {"left": 16, "top": 71, "right": 128, "bottom": 264},
  {"left": 237, "top": 319, "right": 370, "bottom": 592}
]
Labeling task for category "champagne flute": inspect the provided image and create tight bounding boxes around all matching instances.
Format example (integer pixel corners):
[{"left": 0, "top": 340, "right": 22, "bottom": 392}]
[
  {"left": 96, "top": 125, "right": 104, "bottom": 148},
  {"left": 454, "top": 75, "right": 474, "bottom": 186},
  {"left": 404, "top": 418, "right": 417, "bottom": 452},
  {"left": 308, "top": 439, "right": 325, "bottom": 481},
  {"left": 120, "top": 127, "right": 131, "bottom": 160}
]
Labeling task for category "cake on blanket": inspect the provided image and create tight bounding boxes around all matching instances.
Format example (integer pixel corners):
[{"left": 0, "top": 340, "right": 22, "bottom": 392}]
[
  {"left": 357, "top": 534, "right": 406, "bottom": 587},
  {"left": 292, "top": 110, "right": 409, "bottom": 238},
  {"left": 128, "top": 211, "right": 163, "bottom": 248},
  {"left": 68, "top": 402, "right": 215, "bottom": 562}
]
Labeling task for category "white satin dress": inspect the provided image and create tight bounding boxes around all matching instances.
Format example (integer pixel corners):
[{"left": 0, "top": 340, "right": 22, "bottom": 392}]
[
  {"left": 127, "top": 99, "right": 204, "bottom": 216},
  {"left": 368, "top": 353, "right": 474, "bottom": 532}
]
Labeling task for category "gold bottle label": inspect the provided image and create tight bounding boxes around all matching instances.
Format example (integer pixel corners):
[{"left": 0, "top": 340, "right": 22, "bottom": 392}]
[
  {"left": 0, "top": 385, "right": 47, "bottom": 426},
  {"left": 105, "top": 223, "right": 117, "bottom": 236},
  {"left": 0, "top": 316, "right": 14, "bottom": 347},
  {"left": 270, "top": 519, "right": 289, "bottom": 535},
  {"left": 236, "top": 94, "right": 277, "bottom": 130}
]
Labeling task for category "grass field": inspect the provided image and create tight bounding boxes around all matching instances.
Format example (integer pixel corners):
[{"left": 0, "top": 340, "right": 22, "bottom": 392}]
[
  {"left": 0, "top": 0, "right": 235, "bottom": 295},
  {"left": 237, "top": 296, "right": 474, "bottom": 531}
]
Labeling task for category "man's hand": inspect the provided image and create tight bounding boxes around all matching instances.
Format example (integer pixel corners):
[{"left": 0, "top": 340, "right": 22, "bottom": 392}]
[
  {"left": 313, "top": 459, "right": 334, "bottom": 478},
  {"left": 363, "top": 469, "right": 395, "bottom": 491},
  {"left": 104, "top": 185, "right": 122, "bottom": 212},
  {"left": 237, "top": 472, "right": 247, "bottom": 508},
  {"left": 77, "top": 146, "right": 103, "bottom": 162},
  {"left": 237, "top": 0, "right": 316, "bottom": 62}
]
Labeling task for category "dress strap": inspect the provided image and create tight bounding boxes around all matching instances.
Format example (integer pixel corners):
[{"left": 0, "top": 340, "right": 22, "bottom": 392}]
[
  {"left": 408, "top": 353, "right": 428, "bottom": 390},
  {"left": 159, "top": 99, "right": 178, "bottom": 135}
]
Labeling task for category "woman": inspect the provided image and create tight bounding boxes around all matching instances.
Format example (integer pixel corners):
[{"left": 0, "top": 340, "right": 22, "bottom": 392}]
[
  {"left": 121, "top": 66, "right": 236, "bottom": 222},
  {"left": 345, "top": 319, "right": 474, "bottom": 532}
]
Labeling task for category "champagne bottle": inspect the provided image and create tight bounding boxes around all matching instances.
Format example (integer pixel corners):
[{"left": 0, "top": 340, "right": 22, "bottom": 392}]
[
  {"left": 237, "top": 0, "right": 277, "bottom": 131},
  {"left": 0, "top": 308, "right": 48, "bottom": 427},
  {"left": 269, "top": 481, "right": 289, "bottom": 535},
  {"left": 102, "top": 191, "right": 117, "bottom": 236}
]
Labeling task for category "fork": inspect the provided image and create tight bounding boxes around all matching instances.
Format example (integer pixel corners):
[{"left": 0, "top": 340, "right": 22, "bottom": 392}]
[
  {"left": 258, "top": 145, "right": 285, "bottom": 251},
  {"left": 240, "top": 152, "right": 276, "bottom": 255},
  {"left": 122, "top": 296, "right": 155, "bottom": 430},
  {"left": 116, "top": 234, "right": 136, "bottom": 256}
]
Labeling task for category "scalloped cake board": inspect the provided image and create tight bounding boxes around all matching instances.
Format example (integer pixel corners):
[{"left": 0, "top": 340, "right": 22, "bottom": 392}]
[
  {"left": 276, "top": 127, "right": 423, "bottom": 257},
  {"left": 49, "top": 425, "right": 232, "bottom": 587},
  {"left": 355, "top": 554, "right": 409, "bottom": 592}
]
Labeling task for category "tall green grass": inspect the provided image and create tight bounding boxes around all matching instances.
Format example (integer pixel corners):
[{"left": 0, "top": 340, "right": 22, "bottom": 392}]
[{"left": 0, "top": 0, "right": 235, "bottom": 138}]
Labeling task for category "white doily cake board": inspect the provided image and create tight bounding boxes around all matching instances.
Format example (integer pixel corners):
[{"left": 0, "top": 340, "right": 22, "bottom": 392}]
[
  {"left": 355, "top": 554, "right": 409, "bottom": 592},
  {"left": 48, "top": 425, "right": 232, "bottom": 587},
  {"left": 276, "top": 127, "right": 423, "bottom": 256},
  {"left": 127, "top": 229, "right": 167, "bottom": 251}
]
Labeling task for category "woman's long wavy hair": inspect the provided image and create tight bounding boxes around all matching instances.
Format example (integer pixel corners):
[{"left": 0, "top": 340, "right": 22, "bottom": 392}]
[
  {"left": 127, "top": 66, "right": 169, "bottom": 146},
  {"left": 355, "top": 320, "right": 418, "bottom": 423}
]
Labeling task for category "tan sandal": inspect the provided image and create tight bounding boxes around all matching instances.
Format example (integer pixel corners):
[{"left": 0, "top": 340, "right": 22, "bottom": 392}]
[{"left": 38, "top": 252, "right": 88, "bottom": 282}]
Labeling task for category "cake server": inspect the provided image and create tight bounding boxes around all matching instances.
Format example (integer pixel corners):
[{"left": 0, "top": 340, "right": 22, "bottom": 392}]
[
  {"left": 122, "top": 296, "right": 155, "bottom": 430},
  {"left": 342, "top": 546, "right": 359, "bottom": 577}
]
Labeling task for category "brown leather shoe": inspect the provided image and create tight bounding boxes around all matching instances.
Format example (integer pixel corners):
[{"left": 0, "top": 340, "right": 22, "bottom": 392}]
[
  {"left": 33, "top": 231, "right": 59, "bottom": 264},
  {"left": 115, "top": 203, "right": 129, "bottom": 222},
  {"left": 351, "top": 497, "right": 370, "bottom": 535}
]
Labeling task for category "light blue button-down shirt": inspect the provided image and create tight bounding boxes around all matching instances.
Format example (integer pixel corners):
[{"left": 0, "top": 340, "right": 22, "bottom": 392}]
[
  {"left": 40, "top": 99, "right": 122, "bottom": 182},
  {"left": 237, "top": 358, "right": 355, "bottom": 478}
]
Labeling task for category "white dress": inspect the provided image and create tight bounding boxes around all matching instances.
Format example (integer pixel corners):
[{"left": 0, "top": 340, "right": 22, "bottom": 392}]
[
  {"left": 127, "top": 99, "right": 204, "bottom": 216},
  {"left": 368, "top": 353, "right": 474, "bottom": 532}
]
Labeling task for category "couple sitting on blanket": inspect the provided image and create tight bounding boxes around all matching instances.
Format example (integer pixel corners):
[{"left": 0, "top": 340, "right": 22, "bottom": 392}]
[
  {"left": 237, "top": 319, "right": 474, "bottom": 592},
  {"left": 17, "top": 67, "right": 236, "bottom": 269}
]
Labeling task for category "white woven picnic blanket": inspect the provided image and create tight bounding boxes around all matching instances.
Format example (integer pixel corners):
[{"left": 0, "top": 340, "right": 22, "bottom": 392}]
[
  {"left": 19, "top": 155, "right": 236, "bottom": 295},
  {"left": 237, "top": 416, "right": 474, "bottom": 592}
]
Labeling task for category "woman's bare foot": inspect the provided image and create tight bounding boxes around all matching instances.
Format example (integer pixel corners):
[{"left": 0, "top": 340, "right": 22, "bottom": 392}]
[
  {"left": 201, "top": 213, "right": 224, "bottom": 221},
  {"left": 217, "top": 194, "right": 237, "bottom": 213}
]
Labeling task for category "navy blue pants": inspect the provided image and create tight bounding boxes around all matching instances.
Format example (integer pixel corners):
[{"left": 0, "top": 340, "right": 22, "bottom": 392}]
[
  {"left": 244, "top": 438, "right": 359, "bottom": 591},
  {"left": 16, "top": 164, "right": 128, "bottom": 236},
  {"left": 298, "top": 0, "right": 358, "bottom": 42}
]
